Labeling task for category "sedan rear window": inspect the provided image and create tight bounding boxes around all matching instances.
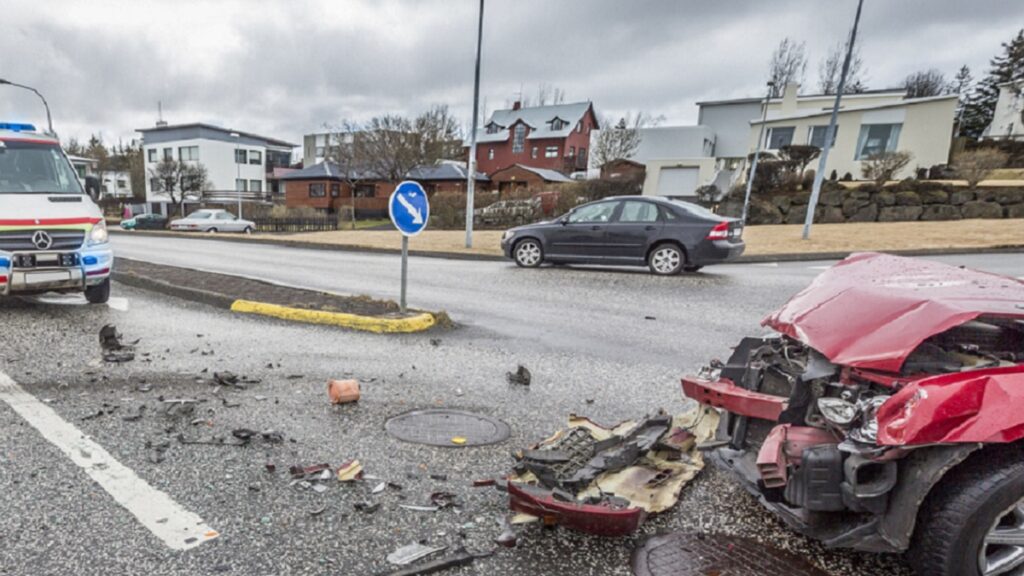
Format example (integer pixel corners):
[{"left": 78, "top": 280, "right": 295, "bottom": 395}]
[
  {"left": 668, "top": 200, "right": 720, "bottom": 220},
  {"left": 189, "top": 211, "right": 213, "bottom": 219}
]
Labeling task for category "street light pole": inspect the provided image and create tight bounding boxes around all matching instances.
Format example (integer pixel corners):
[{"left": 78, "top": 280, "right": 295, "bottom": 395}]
[
  {"left": 741, "top": 81, "right": 774, "bottom": 224},
  {"left": 0, "top": 79, "right": 55, "bottom": 136},
  {"left": 803, "top": 0, "right": 865, "bottom": 240},
  {"left": 230, "top": 132, "right": 242, "bottom": 219},
  {"left": 464, "top": 0, "right": 485, "bottom": 249}
]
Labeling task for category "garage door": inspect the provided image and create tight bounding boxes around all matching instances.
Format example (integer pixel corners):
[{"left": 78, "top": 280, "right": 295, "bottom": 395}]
[{"left": 656, "top": 167, "right": 700, "bottom": 198}]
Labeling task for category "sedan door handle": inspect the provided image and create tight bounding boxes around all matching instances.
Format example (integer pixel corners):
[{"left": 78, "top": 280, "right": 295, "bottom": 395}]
[
  {"left": 644, "top": 225, "right": 657, "bottom": 231},
  {"left": 590, "top": 225, "right": 602, "bottom": 231}
]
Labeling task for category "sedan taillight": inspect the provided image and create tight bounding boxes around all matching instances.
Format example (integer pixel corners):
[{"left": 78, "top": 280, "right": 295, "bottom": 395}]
[{"left": 706, "top": 221, "right": 730, "bottom": 240}]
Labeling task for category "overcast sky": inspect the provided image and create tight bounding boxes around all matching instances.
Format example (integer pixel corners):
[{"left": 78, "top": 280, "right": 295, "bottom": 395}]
[{"left": 1, "top": 0, "right": 1020, "bottom": 149}]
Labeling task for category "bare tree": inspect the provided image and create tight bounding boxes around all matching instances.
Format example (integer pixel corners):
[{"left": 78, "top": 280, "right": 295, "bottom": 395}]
[
  {"left": 148, "top": 159, "right": 208, "bottom": 218},
  {"left": 767, "top": 38, "right": 808, "bottom": 97},
  {"left": 902, "top": 69, "right": 949, "bottom": 98},
  {"left": 818, "top": 41, "right": 867, "bottom": 94},
  {"left": 413, "top": 104, "right": 464, "bottom": 164},
  {"left": 591, "top": 112, "right": 659, "bottom": 168},
  {"left": 861, "top": 151, "right": 913, "bottom": 186},
  {"left": 954, "top": 149, "right": 1008, "bottom": 189},
  {"left": 323, "top": 120, "right": 363, "bottom": 227}
]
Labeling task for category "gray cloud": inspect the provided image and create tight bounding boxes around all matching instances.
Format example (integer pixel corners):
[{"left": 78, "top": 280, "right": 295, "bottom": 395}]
[{"left": 1, "top": 0, "right": 1020, "bottom": 147}]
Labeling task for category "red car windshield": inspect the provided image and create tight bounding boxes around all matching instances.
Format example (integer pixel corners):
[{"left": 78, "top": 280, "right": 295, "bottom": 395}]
[{"left": 0, "top": 139, "right": 84, "bottom": 195}]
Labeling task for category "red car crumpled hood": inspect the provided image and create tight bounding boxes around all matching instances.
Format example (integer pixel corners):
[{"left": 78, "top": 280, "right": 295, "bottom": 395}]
[{"left": 763, "top": 252, "right": 1024, "bottom": 373}]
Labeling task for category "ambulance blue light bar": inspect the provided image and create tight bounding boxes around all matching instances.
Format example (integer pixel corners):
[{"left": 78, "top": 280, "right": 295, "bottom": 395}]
[{"left": 0, "top": 123, "right": 37, "bottom": 132}]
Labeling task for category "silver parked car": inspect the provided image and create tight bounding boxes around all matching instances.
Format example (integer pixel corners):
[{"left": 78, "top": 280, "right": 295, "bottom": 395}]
[{"left": 170, "top": 209, "right": 256, "bottom": 234}]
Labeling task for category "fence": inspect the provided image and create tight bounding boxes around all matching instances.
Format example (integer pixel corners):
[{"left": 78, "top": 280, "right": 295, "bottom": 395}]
[{"left": 251, "top": 217, "right": 339, "bottom": 233}]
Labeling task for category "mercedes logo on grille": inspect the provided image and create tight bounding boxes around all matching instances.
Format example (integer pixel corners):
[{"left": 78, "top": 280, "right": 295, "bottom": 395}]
[{"left": 31, "top": 230, "right": 53, "bottom": 250}]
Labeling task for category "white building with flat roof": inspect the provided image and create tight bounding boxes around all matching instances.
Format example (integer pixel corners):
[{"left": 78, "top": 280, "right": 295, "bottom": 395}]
[{"left": 137, "top": 123, "right": 296, "bottom": 213}]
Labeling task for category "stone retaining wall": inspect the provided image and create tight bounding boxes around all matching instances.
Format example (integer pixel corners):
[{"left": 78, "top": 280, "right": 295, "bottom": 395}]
[{"left": 721, "top": 183, "right": 1024, "bottom": 225}]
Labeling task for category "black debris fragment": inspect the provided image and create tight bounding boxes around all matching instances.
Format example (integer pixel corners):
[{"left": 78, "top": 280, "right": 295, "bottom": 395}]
[
  {"left": 354, "top": 502, "right": 380, "bottom": 514},
  {"left": 506, "top": 365, "right": 531, "bottom": 386},
  {"left": 81, "top": 403, "right": 118, "bottom": 420},
  {"left": 99, "top": 325, "right": 135, "bottom": 363}
]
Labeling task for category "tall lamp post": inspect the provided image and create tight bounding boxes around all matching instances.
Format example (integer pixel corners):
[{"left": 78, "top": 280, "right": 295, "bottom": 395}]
[
  {"left": 0, "top": 78, "right": 55, "bottom": 136},
  {"left": 741, "top": 81, "right": 774, "bottom": 224},
  {"left": 464, "top": 0, "right": 485, "bottom": 248},
  {"left": 803, "top": 0, "right": 865, "bottom": 240},
  {"left": 230, "top": 132, "right": 243, "bottom": 219}
]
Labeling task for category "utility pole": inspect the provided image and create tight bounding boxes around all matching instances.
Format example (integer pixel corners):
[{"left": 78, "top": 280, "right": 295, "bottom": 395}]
[
  {"left": 464, "top": 0, "right": 485, "bottom": 248},
  {"left": 231, "top": 132, "right": 243, "bottom": 219},
  {"left": 803, "top": 0, "right": 864, "bottom": 239},
  {"left": 0, "top": 79, "right": 55, "bottom": 136},
  {"left": 741, "top": 82, "right": 774, "bottom": 224}
]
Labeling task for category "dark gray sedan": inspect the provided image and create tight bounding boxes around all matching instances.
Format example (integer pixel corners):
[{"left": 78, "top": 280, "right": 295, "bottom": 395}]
[{"left": 500, "top": 196, "right": 744, "bottom": 275}]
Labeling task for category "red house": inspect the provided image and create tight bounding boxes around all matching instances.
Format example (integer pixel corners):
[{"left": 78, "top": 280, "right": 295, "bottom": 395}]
[{"left": 468, "top": 101, "right": 599, "bottom": 176}]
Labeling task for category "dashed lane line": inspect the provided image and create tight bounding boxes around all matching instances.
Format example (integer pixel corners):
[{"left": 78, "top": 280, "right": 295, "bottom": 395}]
[{"left": 0, "top": 370, "right": 218, "bottom": 550}]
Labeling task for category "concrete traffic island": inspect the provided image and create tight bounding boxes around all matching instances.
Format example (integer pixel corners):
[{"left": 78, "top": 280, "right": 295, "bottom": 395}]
[{"left": 112, "top": 257, "right": 443, "bottom": 333}]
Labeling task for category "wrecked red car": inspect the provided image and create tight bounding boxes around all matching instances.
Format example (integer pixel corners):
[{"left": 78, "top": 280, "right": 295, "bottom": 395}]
[{"left": 683, "top": 253, "right": 1024, "bottom": 576}]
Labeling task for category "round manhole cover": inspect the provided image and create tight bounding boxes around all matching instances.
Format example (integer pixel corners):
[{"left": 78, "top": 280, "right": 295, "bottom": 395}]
[
  {"left": 385, "top": 409, "right": 511, "bottom": 447},
  {"left": 632, "top": 532, "right": 828, "bottom": 576}
]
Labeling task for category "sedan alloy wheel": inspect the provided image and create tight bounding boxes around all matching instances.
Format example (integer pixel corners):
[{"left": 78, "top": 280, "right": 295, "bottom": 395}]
[
  {"left": 514, "top": 239, "right": 543, "bottom": 268},
  {"left": 649, "top": 245, "right": 683, "bottom": 275}
]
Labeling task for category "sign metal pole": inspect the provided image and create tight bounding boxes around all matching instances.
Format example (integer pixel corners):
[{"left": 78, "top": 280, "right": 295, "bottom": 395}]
[{"left": 400, "top": 236, "right": 408, "bottom": 313}]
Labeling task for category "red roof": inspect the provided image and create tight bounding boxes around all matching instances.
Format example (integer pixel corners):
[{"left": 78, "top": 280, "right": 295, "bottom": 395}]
[{"left": 763, "top": 252, "right": 1024, "bottom": 372}]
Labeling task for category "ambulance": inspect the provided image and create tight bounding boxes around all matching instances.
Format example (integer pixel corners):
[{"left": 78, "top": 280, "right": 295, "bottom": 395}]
[{"left": 0, "top": 123, "right": 112, "bottom": 303}]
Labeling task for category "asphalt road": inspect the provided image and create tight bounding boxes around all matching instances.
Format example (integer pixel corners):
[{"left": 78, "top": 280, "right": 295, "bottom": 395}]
[{"left": 1, "top": 236, "right": 1022, "bottom": 576}]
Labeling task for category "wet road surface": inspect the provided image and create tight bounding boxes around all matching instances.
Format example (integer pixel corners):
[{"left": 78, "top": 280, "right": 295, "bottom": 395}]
[{"left": 2, "top": 237, "right": 1022, "bottom": 575}]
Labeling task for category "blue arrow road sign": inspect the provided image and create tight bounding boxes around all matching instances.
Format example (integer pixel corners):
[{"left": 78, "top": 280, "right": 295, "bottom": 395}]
[{"left": 389, "top": 180, "right": 430, "bottom": 237}]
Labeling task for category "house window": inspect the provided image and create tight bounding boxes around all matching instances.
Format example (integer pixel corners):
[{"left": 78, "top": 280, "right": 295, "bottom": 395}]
[
  {"left": 808, "top": 126, "right": 838, "bottom": 149},
  {"left": 531, "top": 146, "right": 538, "bottom": 159},
  {"left": 354, "top": 184, "right": 375, "bottom": 198},
  {"left": 578, "top": 147, "right": 586, "bottom": 166},
  {"left": 569, "top": 146, "right": 575, "bottom": 157},
  {"left": 486, "top": 122, "right": 501, "bottom": 134},
  {"left": 856, "top": 124, "right": 903, "bottom": 159},
  {"left": 315, "top": 146, "right": 325, "bottom": 158},
  {"left": 235, "top": 149, "right": 248, "bottom": 164},
  {"left": 487, "top": 148, "right": 495, "bottom": 160},
  {"left": 765, "top": 126, "right": 795, "bottom": 149},
  {"left": 550, "top": 118, "right": 566, "bottom": 131},
  {"left": 577, "top": 122, "right": 582, "bottom": 133},
  {"left": 163, "top": 148, "right": 173, "bottom": 161},
  {"left": 512, "top": 124, "right": 526, "bottom": 154},
  {"left": 149, "top": 177, "right": 160, "bottom": 191},
  {"left": 117, "top": 179, "right": 127, "bottom": 189},
  {"left": 236, "top": 179, "right": 248, "bottom": 192},
  {"left": 545, "top": 146, "right": 559, "bottom": 158},
  {"left": 309, "top": 183, "right": 326, "bottom": 197},
  {"left": 330, "top": 183, "right": 340, "bottom": 197},
  {"left": 178, "top": 146, "right": 199, "bottom": 161},
  {"left": 249, "top": 150, "right": 262, "bottom": 165},
  {"left": 250, "top": 180, "right": 262, "bottom": 193},
  {"left": 147, "top": 149, "right": 157, "bottom": 163}
]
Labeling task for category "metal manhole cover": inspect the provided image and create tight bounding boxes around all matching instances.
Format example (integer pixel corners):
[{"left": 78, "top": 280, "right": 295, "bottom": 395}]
[
  {"left": 385, "top": 409, "right": 511, "bottom": 447},
  {"left": 632, "top": 532, "right": 828, "bottom": 576}
]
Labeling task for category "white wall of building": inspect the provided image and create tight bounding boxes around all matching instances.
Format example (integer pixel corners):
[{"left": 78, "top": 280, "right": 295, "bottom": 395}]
[
  {"left": 143, "top": 138, "right": 268, "bottom": 203},
  {"left": 985, "top": 81, "right": 1024, "bottom": 140}
]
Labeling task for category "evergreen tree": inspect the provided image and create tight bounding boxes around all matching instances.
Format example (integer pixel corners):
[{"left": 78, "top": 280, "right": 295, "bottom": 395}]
[{"left": 961, "top": 29, "right": 1024, "bottom": 139}]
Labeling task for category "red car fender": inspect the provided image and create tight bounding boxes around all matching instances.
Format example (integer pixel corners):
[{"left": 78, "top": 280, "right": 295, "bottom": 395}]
[{"left": 877, "top": 365, "right": 1024, "bottom": 446}]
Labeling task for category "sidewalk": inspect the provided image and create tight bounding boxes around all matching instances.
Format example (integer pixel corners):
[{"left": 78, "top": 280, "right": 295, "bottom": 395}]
[
  {"left": 114, "top": 219, "right": 1024, "bottom": 262},
  {"left": 113, "top": 258, "right": 440, "bottom": 333}
]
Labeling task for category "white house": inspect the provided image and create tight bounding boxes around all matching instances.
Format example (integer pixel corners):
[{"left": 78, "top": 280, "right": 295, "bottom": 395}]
[
  {"left": 983, "top": 80, "right": 1024, "bottom": 140},
  {"left": 137, "top": 122, "right": 296, "bottom": 214}
]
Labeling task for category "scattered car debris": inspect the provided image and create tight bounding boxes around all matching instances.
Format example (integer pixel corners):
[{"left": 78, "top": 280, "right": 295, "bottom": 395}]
[
  {"left": 386, "top": 543, "right": 447, "bottom": 566},
  {"left": 231, "top": 429, "right": 284, "bottom": 445},
  {"left": 399, "top": 504, "right": 440, "bottom": 512},
  {"left": 265, "top": 463, "right": 277, "bottom": 473},
  {"left": 308, "top": 505, "right": 328, "bottom": 517},
  {"left": 380, "top": 548, "right": 479, "bottom": 576},
  {"left": 81, "top": 403, "right": 118, "bottom": 420},
  {"left": 372, "top": 482, "right": 387, "bottom": 494},
  {"left": 99, "top": 324, "right": 136, "bottom": 363},
  {"left": 429, "top": 492, "right": 460, "bottom": 510},
  {"left": 506, "top": 365, "right": 531, "bottom": 386},
  {"left": 337, "top": 459, "right": 364, "bottom": 481},
  {"left": 505, "top": 406, "right": 718, "bottom": 536},
  {"left": 429, "top": 338, "right": 441, "bottom": 347},
  {"left": 290, "top": 463, "right": 331, "bottom": 479},
  {"left": 354, "top": 502, "right": 380, "bottom": 514},
  {"left": 121, "top": 405, "right": 147, "bottom": 422},
  {"left": 494, "top": 520, "right": 517, "bottom": 548},
  {"left": 146, "top": 439, "right": 170, "bottom": 464},
  {"left": 328, "top": 379, "right": 361, "bottom": 404},
  {"left": 471, "top": 478, "right": 496, "bottom": 488}
]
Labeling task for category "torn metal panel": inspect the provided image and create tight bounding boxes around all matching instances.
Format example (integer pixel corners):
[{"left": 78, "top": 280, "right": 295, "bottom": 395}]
[{"left": 763, "top": 252, "right": 1024, "bottom": 372}]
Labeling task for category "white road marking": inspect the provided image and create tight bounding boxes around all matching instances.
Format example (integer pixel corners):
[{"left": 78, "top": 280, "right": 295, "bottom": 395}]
[
  {"left": 0, "top": 371, "right": 218, "bottom": 550},
  {"left": 106, "top": 297, "right": 129, "bottom": 311},
  {"left": 807, "top": 265, "right": 832, "bottom": 270},
  {"left": 752, "top": 262, "right": 779, "bottom": 267}
]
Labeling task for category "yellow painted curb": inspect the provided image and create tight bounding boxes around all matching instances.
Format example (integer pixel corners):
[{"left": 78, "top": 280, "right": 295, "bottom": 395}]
[{"left": 230, "top": 299, "right": 436, "bottom": 333}]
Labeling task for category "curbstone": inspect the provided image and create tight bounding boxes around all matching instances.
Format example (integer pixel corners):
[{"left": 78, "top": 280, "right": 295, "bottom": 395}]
[{"left": 230, "top": 300, "right": 436, "bottom": 334}]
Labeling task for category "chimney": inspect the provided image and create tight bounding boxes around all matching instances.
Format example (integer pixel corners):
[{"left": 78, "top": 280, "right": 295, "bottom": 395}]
[
  {"left": 780, "top": 83, "right": 800, "bottom": 115},
  {"left": 512, "top": 100, "right": 522, "bottom": 111}
]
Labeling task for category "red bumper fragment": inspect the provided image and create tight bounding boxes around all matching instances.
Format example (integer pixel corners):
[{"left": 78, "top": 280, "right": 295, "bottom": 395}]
[
  {"left": 507, "top": 481, "right": 646, "bottom": 537},
  {"left": 681, "top": 376, "right": 787, "bottom": 421}
]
